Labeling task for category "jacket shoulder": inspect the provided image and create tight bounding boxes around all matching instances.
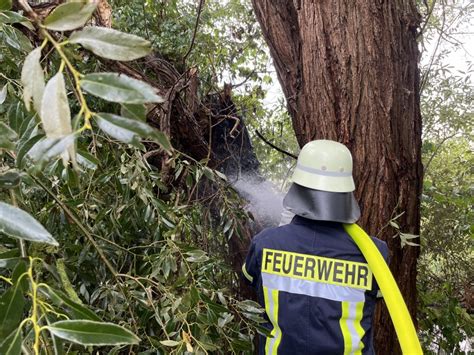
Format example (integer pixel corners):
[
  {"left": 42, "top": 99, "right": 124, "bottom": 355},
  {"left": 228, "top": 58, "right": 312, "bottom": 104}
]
[{"left": 369, "top": 236, "right": 390, "bottom": 261}]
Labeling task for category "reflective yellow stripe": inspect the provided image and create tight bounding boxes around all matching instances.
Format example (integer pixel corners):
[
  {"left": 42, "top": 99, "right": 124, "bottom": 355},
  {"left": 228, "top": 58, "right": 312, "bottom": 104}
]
[
  {"left": 340, "top": 301, "right": 352, "bottom": 355},
  {"left": 354, "top": 302, "right": 365, "bottom": 354},
  {"left": 271, "top": 289, "right": 282, "bottom": 354},
  {"left": 340, "top": 301, "right": 366, "bottom": 355},
  {"left": 242, "top": 263, "right": 253, "bottom": 282},
  {"left": 264, "top": 287, "right": 282, "bottom": 355}
]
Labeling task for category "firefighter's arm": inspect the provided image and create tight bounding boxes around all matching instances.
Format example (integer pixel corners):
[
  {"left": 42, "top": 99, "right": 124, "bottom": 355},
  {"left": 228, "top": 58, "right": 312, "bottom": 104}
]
[
  {"left": 241, "top": 238, "right": 260, "bottom": 287},
  {"left": 376, "top": 240, "right": 390, "bottom": 298}
]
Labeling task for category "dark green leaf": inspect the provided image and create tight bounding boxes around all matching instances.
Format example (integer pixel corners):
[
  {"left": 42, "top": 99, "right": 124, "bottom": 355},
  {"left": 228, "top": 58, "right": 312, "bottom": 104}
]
[
  {"left": 43, "top": 2, "right": 97, "bottom": 31},
  {"left": 121, "top": 103, "right": 146, "bottom": 121},
  {"left": 0, "top": 11, "right": 28, "bottom": 24},
  {"left": 0, "top": 171, "right": 21, "bottom": 189},
  {"left": 0, "top": 122, "right": 17, "bottom": 150},
  {"left": 6, "top": 101, "right": 25, "bottom": 133},
  {"left": 0, "top": 328, "right": 22, "bottom": 355},
  {"left": 190, "top": 286, "right": 200, "bottom": 306},
  {"left": 154, "top": 131, "right": 173, "bottom": 154},
  {"left": 42, "top": 288, "right": 101, "bottom": 321},
  {"left": 81, "top": 73, "right": 164, "bottom": 104},
  {"left": 47, "top": 320, "right": 140, "bottom": 346},
  {"left": 0, "top": 283, "right": 25, "bottom": 339},
  {"left": 0, "top": 201, "right": 58, "bottom": 246},
  {"left": 16, "top": 134, "right": 44, "bottom": 168},
  {"left": 11, "top": 260, "right": 28, "bottom": 293},
  {"left": 0, "top": 257, "right": 22, "bottom": 269},
  {"left": 0, "top": 0, "right": 12, "bottom": 10},
  {"left": 2, "top": 26, "right": 32, "bottom": 52},
  {"left": 200, "top": 294, "right": 229, "bottom": 314},
  {"left": 69, "top": 26, "right": 152, "bottom": 61}
]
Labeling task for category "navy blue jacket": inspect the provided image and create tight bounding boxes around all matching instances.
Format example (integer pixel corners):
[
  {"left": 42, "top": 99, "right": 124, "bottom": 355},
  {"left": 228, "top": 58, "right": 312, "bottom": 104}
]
[{"left": 242, "top": 216, "right": 389, "bottom": 355}]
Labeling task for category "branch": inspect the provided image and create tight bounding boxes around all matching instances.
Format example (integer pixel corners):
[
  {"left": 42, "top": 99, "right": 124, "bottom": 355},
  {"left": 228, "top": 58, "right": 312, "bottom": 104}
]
[
  {"left": 30, "top": 174, "right": 118, "bottom": 277},
  {"left": 423, "top": 133, "right": 458, "bottom": 174},
  {"left": 182, "top": 0, "right": 205, "bottom": 64},
  {"left": 255, "top": 130, "right": 297, "bottom": 159},
  {"left": 418, "top": 0, "right": 437, "bottom": 38}
]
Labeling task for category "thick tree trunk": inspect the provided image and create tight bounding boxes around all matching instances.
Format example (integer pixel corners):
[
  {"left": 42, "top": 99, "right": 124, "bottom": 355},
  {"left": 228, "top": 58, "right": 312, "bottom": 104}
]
[{"left": 251, "top": 1, "right": 423, "bottom": 353}]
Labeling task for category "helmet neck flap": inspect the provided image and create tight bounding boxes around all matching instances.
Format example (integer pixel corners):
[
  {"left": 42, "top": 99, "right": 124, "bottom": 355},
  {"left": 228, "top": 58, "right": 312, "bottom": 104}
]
[{"left": 283, "top": 183, "right": 360, "bottom": 224}]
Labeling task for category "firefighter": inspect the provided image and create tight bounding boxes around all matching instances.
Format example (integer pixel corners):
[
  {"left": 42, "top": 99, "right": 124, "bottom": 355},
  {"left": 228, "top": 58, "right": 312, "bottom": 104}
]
[{"left": 242, "top": 140, "right": 389, "bottom": 355}]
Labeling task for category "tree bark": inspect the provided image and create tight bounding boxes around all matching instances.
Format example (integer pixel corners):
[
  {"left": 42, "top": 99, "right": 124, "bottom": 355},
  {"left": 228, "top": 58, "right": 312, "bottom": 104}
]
[{"left": 251, "top": 1, "right": 423, "bottom": 353}]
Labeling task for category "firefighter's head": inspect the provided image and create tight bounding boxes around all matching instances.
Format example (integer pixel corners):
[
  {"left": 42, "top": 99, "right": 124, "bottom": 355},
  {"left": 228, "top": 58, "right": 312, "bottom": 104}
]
[{"left": 283, "top": 140, "right": 360, "bottom": 223}]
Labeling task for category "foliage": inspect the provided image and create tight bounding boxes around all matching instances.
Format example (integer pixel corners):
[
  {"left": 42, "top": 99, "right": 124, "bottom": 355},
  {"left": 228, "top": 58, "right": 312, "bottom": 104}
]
[
  {"left": 416, "top": 1, "right": 473, "bottom": 353},
  {"left": 0, "top": 1, "right": 265, "bottom": 353},
  {"left": 111, "top": 0, "right": 269, "bottom": 95},
  {"left": 418, "top": 138, "right": 473, "bottom": 353}
]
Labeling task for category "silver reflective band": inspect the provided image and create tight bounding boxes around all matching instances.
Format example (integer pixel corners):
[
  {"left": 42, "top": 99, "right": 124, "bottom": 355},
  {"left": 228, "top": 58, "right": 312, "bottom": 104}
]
[
  {"left": 262, "top": 272, "right": 365, "bottom": 302},
  {"left": 296, "top": 163, "right": 352, "bottom": 177},
  {"left": 347, "top": 302, "right": 364, "bottom": 352}
]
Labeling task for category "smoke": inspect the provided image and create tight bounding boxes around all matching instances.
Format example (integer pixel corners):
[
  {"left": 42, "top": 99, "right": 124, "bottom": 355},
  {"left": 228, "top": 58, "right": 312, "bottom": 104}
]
[{"left": 231, "top": 174, "right": 286, "bottom": 227}]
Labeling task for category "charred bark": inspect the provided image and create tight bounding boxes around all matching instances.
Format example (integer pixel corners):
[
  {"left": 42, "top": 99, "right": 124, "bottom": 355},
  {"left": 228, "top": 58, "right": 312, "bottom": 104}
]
[
  {"left": 111, "top": 57, "right": 259, "bottom": 300},
  {"left": 251, "top": 1, "right": 423, "bottom": 353}
]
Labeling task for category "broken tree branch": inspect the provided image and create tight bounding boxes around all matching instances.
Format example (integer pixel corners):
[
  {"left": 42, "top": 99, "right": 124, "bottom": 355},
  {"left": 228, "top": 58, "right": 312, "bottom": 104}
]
[
  {"left": 255, "top": 130, "right": 297, "bottom": 159},
  {"left": 182, "top": 0, "right": 205, "bottom": 64}
]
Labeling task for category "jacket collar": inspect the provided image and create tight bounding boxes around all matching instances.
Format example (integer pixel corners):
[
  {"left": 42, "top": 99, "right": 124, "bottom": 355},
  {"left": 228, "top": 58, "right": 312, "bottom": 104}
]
[{"left": 291, "top": 215, "right": 341, "bottom": 228}]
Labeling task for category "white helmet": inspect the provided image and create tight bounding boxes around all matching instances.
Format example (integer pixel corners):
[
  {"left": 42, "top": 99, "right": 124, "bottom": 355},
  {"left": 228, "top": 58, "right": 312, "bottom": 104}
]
[
  {"left": 282, "top": 140, "right": 360, "bottom": 224},
  {"left": 291, "top": 140, "right": 355, "bottom": 193}
]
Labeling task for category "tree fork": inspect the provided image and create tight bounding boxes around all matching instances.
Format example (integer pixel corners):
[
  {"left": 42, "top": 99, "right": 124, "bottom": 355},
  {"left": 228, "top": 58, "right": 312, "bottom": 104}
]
[{"left": 251, "top": 0, "right": 423, "bottom": 353}]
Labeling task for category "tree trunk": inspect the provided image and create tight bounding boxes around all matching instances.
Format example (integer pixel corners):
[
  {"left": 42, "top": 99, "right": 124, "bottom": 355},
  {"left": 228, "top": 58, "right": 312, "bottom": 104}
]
[{"left": 251, "top": 1, "right": 423, "bottom": 353}]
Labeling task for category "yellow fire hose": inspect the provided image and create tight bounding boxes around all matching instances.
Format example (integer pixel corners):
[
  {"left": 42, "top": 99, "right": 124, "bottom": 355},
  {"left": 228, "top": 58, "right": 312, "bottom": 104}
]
[{"left": 343, "top": 223, "right": 423, "bottom": 355}]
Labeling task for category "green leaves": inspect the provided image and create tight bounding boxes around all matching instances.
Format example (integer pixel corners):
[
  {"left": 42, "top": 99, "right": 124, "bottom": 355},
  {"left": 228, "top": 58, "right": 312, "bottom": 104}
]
[
  {"left": 42, "top": 288, "right": 101, "bottom": 321},
  {"left": 0, "top": 11, "right": 27, "bottom": 24},
  {"left": 95, "top": 113, "right": 172, "bottom": 152},
  {"left": 95, "top": 113, "right": 144, "bottom": 146},
  {"left": 40, "top": 72, "right": 75, "bottom": 166},
  {"left": 47, "top": 320, "right": 139, "bottom": 346},
  {"left": 0, "top": 283, "right": 25, "bottom": 339},
  {"left": 0, "top": 202, "right": 58, "bottom": 246},
  {"left": 0, "top": 0, "right": 12, "bottom": 11},
  {"left": 237, "top": 300, "right": 264, "bottom": 314},
  {"left": 0, "top": 328, "right": 22, "bottom": 355},
  {"left": 21, "top": 47, "right": 44, "bottom": 113},
  {"left": 81, "top": 73, "right": 164, "bottom": 104},
  {"left": 0, "top": 171, "right": 21, "bottom": 189},
  {"left": 0, "top": 122, "right": 17, "bottom": 150},
  {"left": 43, "top": 2, "right": 97, "bottom": 31},
  {"left": 69, "top": 26, "right": 152, "bottom": 61},
  {"left": 121, "top": 103, "right": 146, "bottom": 121}
]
